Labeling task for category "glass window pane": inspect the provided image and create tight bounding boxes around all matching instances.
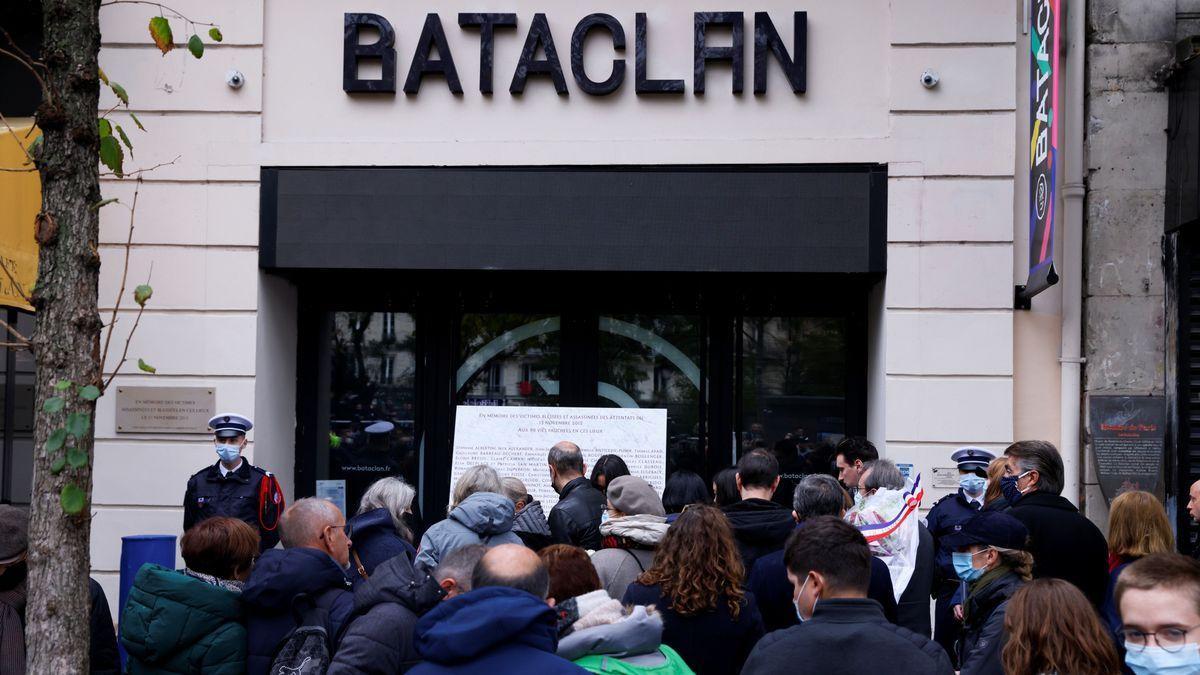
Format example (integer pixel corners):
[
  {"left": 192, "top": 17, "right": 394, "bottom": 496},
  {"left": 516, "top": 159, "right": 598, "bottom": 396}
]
[
  {"left": 457, "top": 314, "right": 560, "bottom": 406},
  {"left": 598, "top": 315, "right": 703, "bottom": 475},
  {"left": 740, "top": 316, "right": 847, "bottom": 500},
  {"left": 5, "top": 311, "right": 35, "bottom": 505},
  {"left": 328, "top": 312, "right": 417, "bottom": 511}
]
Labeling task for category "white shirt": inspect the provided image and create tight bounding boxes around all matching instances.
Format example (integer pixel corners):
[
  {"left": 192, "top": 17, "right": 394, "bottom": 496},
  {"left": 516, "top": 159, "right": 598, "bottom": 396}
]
[{"left": 219, "top": 458, "right": 244, "bottom": 477}]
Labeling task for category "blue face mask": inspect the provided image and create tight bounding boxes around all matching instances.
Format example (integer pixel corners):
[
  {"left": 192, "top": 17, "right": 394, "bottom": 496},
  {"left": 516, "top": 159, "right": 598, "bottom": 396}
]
[
  {"left": 600, "top": 510, "right": 611, "bottom": 525},
  {"left": 952, "top": 549, "right": 988, "bottom": 583},
  {"left": 215, "top": 443, "right": 241, "bottom": 463},
  {"left": 960, "top": 475, "right": 987, "bottom": 496},
  {"left": 1125, "top": 643, "right": 1200, "bottom": 675},
  {"left": 1000, "top": 470, "right": 1031, "bottom": 505}
]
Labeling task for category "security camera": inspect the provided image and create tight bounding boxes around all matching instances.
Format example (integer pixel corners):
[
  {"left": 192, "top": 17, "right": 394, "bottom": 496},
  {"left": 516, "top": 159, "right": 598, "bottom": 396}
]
[
  {"left": 920, "top": 69, "right": 939, "bottom": 89},
  {"left": 225, "top": 69, "right": 245, "bottom": 89}
]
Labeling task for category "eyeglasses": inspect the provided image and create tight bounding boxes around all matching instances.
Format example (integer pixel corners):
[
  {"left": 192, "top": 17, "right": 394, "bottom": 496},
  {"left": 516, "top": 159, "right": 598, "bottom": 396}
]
[
  {"left": 323, "top": 523, "right": 352, "bottom": 539},
  {"left": 1123, "top": 625, "right": 1200, "bottom": 653}
]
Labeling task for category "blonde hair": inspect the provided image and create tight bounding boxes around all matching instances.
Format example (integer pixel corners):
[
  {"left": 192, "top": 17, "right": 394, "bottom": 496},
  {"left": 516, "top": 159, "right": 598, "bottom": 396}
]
[
  {"left": 1108, "top": 490, "right": 1174, "bottom": 559},
  {"left": 983, "top": 457, "right": 1007, "bottom": 507}
]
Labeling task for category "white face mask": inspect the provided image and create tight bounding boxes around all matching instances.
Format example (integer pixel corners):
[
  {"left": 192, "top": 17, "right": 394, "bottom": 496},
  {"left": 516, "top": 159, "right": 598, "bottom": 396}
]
[{"left": 793, "top": 574, "right": 817, "bottom": 623}]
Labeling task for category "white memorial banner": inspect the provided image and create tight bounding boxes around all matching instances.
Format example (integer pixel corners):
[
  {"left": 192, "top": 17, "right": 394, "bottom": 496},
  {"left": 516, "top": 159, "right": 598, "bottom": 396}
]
[{"left": 450, "top": 406, "right": 667, "bottom": 511}]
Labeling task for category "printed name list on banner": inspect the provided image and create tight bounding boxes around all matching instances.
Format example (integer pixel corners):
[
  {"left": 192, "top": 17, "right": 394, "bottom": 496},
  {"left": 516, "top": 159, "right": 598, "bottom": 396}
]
[{"left": 450, "top": 405, "right": 667, "bottom": 511}]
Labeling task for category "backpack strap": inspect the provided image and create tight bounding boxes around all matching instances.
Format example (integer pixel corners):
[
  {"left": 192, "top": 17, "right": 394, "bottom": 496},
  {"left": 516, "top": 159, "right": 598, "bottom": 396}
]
[{"left": 622, "top": 548, "right": 646, "bottom": 573}]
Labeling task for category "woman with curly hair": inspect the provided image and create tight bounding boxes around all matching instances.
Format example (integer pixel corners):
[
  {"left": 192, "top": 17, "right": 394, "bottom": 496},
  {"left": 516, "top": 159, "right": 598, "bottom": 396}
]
[
  {"left": 1002, "top": 578, "right": 1121, "bottom": 675},
  {"left": 622, "top": 504, "right": 765, "bottom": 675}
]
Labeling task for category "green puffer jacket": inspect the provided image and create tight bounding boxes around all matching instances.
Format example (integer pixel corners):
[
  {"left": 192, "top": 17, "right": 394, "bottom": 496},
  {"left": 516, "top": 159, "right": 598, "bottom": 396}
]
[{"left": 119, "top": 564, "right": 246, "bottom": 674}]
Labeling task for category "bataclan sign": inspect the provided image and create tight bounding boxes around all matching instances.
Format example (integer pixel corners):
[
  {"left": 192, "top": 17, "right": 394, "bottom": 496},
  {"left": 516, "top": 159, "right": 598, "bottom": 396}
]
[{"left": 343, "top": 11, "right": 807, "bottom": 96}]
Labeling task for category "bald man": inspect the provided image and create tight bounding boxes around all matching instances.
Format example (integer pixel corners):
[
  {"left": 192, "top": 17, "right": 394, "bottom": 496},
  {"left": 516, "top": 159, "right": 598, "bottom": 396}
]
[
  {"left": 242, "top": 498, "right": 355, "bottom": 675},
  {"left": 409, "top": 544, "right": 587, "bottom": 674},
  {"left": 547, "top": 441, "right": 606, "bottom": 549}
]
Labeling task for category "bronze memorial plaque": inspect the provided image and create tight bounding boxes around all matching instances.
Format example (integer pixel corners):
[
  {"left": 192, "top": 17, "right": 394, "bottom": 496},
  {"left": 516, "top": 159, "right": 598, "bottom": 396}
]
[{"left": 115, "top": 386, "right": 215, "bottom": 433}]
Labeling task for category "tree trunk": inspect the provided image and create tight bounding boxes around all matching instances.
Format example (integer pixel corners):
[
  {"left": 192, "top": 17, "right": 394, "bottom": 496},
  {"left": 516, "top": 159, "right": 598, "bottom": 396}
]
[{"left": 25, "top": 0, "right": 103, "bottom": 672}]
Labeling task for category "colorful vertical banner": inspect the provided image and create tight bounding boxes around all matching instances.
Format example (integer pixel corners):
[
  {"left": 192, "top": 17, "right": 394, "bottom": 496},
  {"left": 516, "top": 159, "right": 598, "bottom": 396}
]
[{"left": 1022, "top": 0, "right": 1061, "bottom": 299}]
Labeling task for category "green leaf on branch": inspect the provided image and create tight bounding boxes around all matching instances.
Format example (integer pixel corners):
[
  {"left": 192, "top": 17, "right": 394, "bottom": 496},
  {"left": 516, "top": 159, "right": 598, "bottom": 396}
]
[
  {"left": 91, "top": 197, "right": 120, "bottom": 211},
  {"left": 43, "top": 396, "right": 64, "bottom": 413},
  {"left": 26, "top": 134, "right": 42, "bottom": 161},
  {"left": 138, "top": 359, "right": 157, "bottom": 374},
  {"left": 98, "top": 118, "right": 112, "bottom": 138},
  {"left": 98, "top": 66, "right": 109, "bottom": 85},
  {"left": 45, "top": 428, "right": 67, "bottom": 453},
  {"left": 134, "top": 284, "right": 153, "bottom": 307},
  {"left": 54, "top": 380, "right": 71, "bottom": 391},
  {"left": 67, "top": 447, "right": 89, "bottom": 469},
  {"left": 129, "top": 112, "right": 145, "bottom": 131},
  {"left": 66, "top": 412, "right": 91, "bottom": 439},
  {"left": 208, "top": 27, "right": 223, "bottom": 42},
  {"left": 60, "top": 483, "right": 85, "bottom": 514},
  {"left": 50, "top": 456, "right": 66, "bottom": 474},
  {"left": 116, "top": 125, "right": 133, "bottom": 158},
  {"left": 110, "top": 82, "right": 129, "bottom": 106},
  {"left": 79, "top": 385, "right": 101, "bottom": 401},
  {"left": 149, "top": 16, "right": 174, "bottom": 55},
  {"left": 100, "top": 135, "right": 124, "bottom": 177},
  {"left": 187, "top": 34, "right": 204, "bottom": 59}
]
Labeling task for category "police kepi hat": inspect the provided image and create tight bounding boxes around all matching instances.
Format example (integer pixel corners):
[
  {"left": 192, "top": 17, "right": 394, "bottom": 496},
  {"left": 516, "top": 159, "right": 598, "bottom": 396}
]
[
  {"left": 951, "top": 446, "right": 995, "bottom": 472},
  {"left": 941, "top": 510, "right": 1029, "bottom": 551},
  {"left": 209, "top": 412, "right": 253, "bottom": 438}
]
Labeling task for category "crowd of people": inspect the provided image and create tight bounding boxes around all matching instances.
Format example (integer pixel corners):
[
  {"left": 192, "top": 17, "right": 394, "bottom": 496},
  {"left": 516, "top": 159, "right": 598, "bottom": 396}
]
[{"left": 4, "top": 436, "right": 1200, "bottom": 674}]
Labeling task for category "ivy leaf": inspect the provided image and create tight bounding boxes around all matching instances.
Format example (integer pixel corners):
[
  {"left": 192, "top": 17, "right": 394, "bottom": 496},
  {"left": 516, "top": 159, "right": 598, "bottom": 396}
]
[
  {"left": 54, "top": 380, "right": 71, "bottom": 391},
  {"left": 45, "top": 428, "right": 67, "bottom": 453},
  {"left": 129, "top": 112, "right": 145, "bottom": 132},
  {"left": 91, "top": 197, "right": 120, "bottom": 211},
  {"left": 78, "top": 385, "right": 101, "bottom": 401},
  {"left": 149, "top": 16, "right": 174, "bottom": 55},
  {"left": 137, "top": 358, "right": 157, "bottom": 374},
  {"left": 43, "top": 396, "right": 64, "bottom": 414},
  {"left": 115, "top": 124, "right": 133, "bottom": 158},
  {"left": 50, "top": 456, "right": 66, "bottom": 474},
  {"left": 67, "top": 447, "right": 89, "bottom": 469},
  {"left": 208, "top": 27, "right": 223, "bottom": 42},
  {"left": 66, "top": 412, "right": 91, "bottom": 439},
  {"left": 99, "top": 135, "right": 124, "bottom": 177},
  {"left": 26, "top": 134, "right": 42, "bottom": 161},
  {"left": 98, "top": 118, "right": 112, "bottom": 138},
  {"left": 97, "top": 66, "right": 109, "bottom": 85},
  {"left": 60, "top": 483, "right": 86, "bottom": 514},
  {"left": 133, "top": 284, "right": 153, "bottom": 307},
  {"left": 187, "top": 34, "right": 204, "bottom": 59},
  {"left": 110, "top": 82, "right": 129, "bottom": 106}
]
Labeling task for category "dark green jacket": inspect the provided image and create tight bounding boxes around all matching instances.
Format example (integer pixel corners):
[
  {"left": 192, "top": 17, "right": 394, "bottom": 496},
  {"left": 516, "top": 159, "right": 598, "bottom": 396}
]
[{"left": 119, "top": 564, "right": 246, "bottom": 674}]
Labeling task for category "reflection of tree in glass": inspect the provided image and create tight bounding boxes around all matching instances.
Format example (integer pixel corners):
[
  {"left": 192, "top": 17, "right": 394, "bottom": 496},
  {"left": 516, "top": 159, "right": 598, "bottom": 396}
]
[{"left": 458, "top": 314, "right": 559, "bottom": 405}]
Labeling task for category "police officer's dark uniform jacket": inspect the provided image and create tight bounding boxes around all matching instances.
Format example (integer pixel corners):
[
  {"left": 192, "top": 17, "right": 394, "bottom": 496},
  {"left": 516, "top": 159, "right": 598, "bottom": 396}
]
[{"left": 184, "top": 460, "right": 282, "bottom": 551}]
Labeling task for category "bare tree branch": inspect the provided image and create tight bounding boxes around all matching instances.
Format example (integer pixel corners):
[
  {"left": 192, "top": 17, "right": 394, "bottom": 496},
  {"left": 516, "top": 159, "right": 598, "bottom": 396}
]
[
  {"left": 98, "top": 1, "right": 218, "bottom": 27},
  {"left": 0, "top": 111, "right": 35, "bottom": 165},
  {"left": 98, "top": 179, "right": 139, "bottom": 387},
  {"left": 0, "top": 315, "right": 30, "bottom": 346},
  {"left": 99, "top": 155, "right": 179, "bottom": 178},
  {"left": 0, "top": 342, "right": 30, "bottom": 349},
  {"left": 0, "top": 166, "right": 37, "bottom": 173},
  {"left": 102, "top": 265, "right": 152, "bottom": 391},
  {"left": 0, "top": 47, "right": 50, "bottom": 102},
  {"left": 0, "top": 259, "right": 31, "bottom": 305}
]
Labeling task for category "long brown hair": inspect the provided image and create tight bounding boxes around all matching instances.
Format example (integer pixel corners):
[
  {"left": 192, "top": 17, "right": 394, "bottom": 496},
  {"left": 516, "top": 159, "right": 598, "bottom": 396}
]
[
  {"left": 637, "top": 504, "right": 746, "bottom": 618},
  {"left": 983, "top": 457, "right": 1007, "bottom": 508},
  {"left": 1108, "top": 491, "right": 1174, "bottom": 560},
  {"left": 1001, "top": 579, "right": 1121, "bottom": 675}
]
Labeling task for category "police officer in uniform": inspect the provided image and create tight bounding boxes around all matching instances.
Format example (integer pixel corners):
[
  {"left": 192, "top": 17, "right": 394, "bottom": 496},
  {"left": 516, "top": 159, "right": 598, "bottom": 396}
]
[
  {"left": 183, "top": 413, "right": 285, "bottom": 551},
  {"left": 925, "top": 446, "right": 994, "bottom": 666}
]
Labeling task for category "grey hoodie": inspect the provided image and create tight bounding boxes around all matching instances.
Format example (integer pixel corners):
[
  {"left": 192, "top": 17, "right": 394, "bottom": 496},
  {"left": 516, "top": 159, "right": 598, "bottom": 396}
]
[{"left": 414, "top": 492, "right": 523, "bottom": 571}]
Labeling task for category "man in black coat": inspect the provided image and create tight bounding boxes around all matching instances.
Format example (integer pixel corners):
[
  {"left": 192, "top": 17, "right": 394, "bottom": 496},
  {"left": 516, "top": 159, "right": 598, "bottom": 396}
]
[
  {"left": 242, "top": 497, "right": 356, "bottom": 675},
  {"left": 723, "top": 450, "right": 796, "bottom": 571},
  {"left": 1000, "top": 440, "right": 1108, "bottom": 608},
  {"left": 329, "top": 551, "right": 446, "bottom": 673},
  {"left": 742, "top": 517, "right": 953, "bottom": 675},
  {"left": 547, "top": 441, "right": 606, "bottom": 549}
]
